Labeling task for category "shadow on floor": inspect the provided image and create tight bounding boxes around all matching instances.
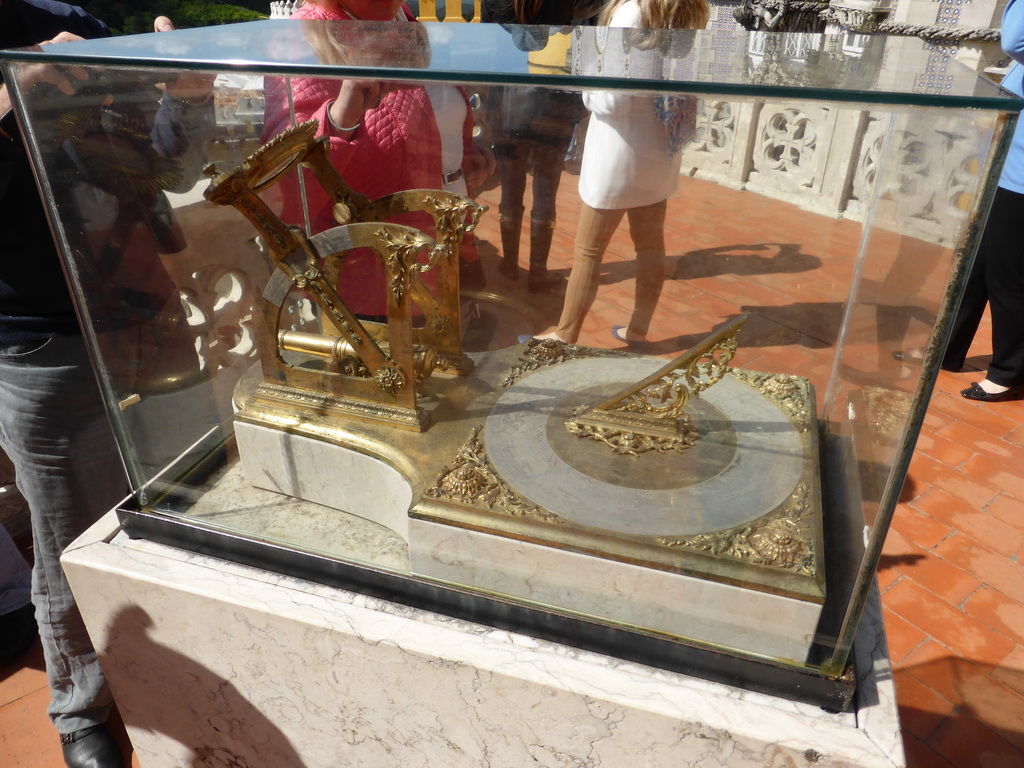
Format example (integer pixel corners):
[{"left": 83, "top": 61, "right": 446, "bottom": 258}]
[
  {"left": 104, "top": 605, "right": 308, "bottom": 768},
  {"left": 672, "top": 242, "right": 821, "bottom": 280}
]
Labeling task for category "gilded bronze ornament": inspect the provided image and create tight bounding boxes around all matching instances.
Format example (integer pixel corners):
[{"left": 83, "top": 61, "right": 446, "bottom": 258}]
[
  {"left": 204, "top": 121, "right": 486, "bottom": 431},
  {"left": 566, "top": 314, "right": 748, "bottom": 455},
  {"left": 659, "top": 482, "right": 817, "bottom": 576},
  {"left": 424, "top": 427, "right": 567, "bottom": 524}
]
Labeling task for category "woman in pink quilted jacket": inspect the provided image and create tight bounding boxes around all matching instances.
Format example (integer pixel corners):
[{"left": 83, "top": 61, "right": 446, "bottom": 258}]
[{"left": 262, "top": 0, "right": 494, "bottom": 317}]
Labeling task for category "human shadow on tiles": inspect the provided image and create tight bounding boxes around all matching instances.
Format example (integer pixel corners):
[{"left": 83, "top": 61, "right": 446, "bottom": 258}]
[
  {"left": 877, "top": 554, "right": 927, "bottom": 571},
  {"left": 672, "top": 243, "right": 821, "bottom": 280},
  {"left": 103, "top": 605, "right": 308, "bottom": 768},
  {"left": 652, "top": 303, "right": 846, "bottom": 355},
  {"left": 897, "top": 475, "right": 919, "bottom": 504},
  {"left": 737, "top": 303, "right": 845, "bottom": 349},
  {"left": 896, "top": 655, "right": 1024, "bottom": 767}
]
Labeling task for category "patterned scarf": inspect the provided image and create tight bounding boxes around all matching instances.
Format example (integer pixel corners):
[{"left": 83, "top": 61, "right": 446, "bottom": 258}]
[{"left": 654, "top": 95, "right": 698, "bottom": 155}]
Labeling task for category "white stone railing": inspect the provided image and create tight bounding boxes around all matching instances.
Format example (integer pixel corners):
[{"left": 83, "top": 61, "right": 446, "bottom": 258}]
[
  {"left": 678, "top": 27, "right": 995, "bottom": 244},
  {"left": 268, "top": 0, "right": 300, "bottom": 18}
]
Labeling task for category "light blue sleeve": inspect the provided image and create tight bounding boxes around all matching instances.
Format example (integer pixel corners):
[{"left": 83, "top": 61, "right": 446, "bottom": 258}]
[
  {"left": 1004, "top": 0, "right": 1024, "bottom": 62},
  {"left": 997, "top": 0, "right": 1024, "bottom": 192}
]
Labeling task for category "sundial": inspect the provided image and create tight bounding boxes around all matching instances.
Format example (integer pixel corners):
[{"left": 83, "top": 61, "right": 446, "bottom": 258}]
[
  {"left": 209, "top": 124, "right": 826, "bottom": 659},
  {"left": 412, "top": 328, "right": 825, "bottom": 609}
]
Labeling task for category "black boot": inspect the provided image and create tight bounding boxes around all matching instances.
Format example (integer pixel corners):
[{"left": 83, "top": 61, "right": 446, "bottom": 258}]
[
  {"left": 497, "top": 208, "right": 522, "bottom": 281},
  {"left": 527, "top": 218, "right": 564, "bottom": 293},
  {"left": 61, "top": 724, "right": 123, "bottom": 768}
]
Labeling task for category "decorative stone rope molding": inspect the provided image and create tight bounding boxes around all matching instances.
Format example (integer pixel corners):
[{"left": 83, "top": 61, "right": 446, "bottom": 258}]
[{"left": 735, "top": 0, "right": 1001, "bottom": 40}]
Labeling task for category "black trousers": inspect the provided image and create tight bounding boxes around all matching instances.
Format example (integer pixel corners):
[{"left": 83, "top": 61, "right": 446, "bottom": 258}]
[{"left": 943, "top": 186, "right": 1024, "bottom": 386}]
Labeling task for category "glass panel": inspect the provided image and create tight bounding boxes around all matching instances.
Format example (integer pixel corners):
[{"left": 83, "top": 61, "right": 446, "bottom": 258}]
[
  {"left": 0, "top": 20, "right": 1017, "bottom": 109},
  {"left": 0, "top": 19, "right": 1015, "bottom": 688}
]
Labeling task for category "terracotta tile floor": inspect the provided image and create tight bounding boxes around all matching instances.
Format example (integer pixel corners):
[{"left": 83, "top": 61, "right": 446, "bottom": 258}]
[{"left": 2, "top": 174, "right": 1024, "bottom": 767}]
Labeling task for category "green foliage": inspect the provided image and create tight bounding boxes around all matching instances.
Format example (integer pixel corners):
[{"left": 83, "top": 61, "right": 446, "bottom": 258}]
[
  {"left": 170, "top": 1, "right": 265, "bottom": 27},
  {"left": 83, "top": 0, "right": 266, "bottom": 33}
]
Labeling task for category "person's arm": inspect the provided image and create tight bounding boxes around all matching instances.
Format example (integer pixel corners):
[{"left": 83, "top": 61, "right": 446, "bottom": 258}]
[
  {"left": 0, "top": 83, "right": 21, "bottom": 202},
  {"left": 146, "top": 16, "right": 217, "bottom": 190},
  {"left": 1005, "top": 0, "right": 1024, "bottom": 63},
  {"left": 327, "top": 80, "right": 387, "bottom": 138},
  {"left": 0, "top": 84, "right": 15, "bottom": 141},
  {"left": 463, "top": 102, "right": 495, "bottom": 193}
]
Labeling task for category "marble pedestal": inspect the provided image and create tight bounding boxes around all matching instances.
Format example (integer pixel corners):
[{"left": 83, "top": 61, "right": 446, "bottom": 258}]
[
  {"left": 237, "top": 411, "right": 824, "bottom": 663},
  {"left": 63, "top": 511, "right": 904, "bottom": 768}
]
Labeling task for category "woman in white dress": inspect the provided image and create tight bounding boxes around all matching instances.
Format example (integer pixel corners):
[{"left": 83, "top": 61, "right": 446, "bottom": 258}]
[{"left": 535, "top": 0, "right": 708, "bottom": 346}]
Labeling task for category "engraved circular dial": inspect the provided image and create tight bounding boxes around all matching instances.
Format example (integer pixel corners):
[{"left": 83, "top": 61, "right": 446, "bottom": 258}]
[{"left": 484, "top": 357, "right": 805, "bottom": 537}]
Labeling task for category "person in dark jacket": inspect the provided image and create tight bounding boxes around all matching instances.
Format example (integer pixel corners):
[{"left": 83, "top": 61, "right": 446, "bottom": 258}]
[{"left": 0, "top": 6, "right": 206, "bottom": 766}]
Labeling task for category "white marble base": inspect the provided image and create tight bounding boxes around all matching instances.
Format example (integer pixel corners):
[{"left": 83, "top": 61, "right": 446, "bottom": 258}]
[
  {"left": 237, "top": 420, "right": 822, "bottom": 662},
  {"left": 236, "top": 420, "right": 413, "bottom": 540},
  {"left": 63, "top": 511, "right": 904, "bottom": 768},
  {"left": 410, "top": 518, "right": 821, "bottom": 662}
]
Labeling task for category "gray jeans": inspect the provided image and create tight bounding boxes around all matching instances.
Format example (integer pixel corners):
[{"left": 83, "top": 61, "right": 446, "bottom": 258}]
[{"left": 0, "top": 333, "right": 127, "bottom": 734}]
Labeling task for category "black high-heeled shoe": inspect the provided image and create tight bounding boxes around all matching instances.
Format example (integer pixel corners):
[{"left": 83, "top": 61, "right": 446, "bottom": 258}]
[{"left": 960, "top": 382, "right": 1024, "bottom": 402}]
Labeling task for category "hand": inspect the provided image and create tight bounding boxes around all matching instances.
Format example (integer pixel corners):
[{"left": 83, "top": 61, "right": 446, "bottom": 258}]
[
  {"left": 39, "top": 31, "right": 87, "bottom": 47},
  {"left": 1, "top": 30, "right": 87, "bottom": 136},
  {"left": 328, "top": 80, "right": 387, "bottom": 136},
  {"left": 153, "top": 17, "right": 215, "bottom": 102},
  {"left": 28, "top": 32, "right": 89, "bottom": 94},
  {"left": 464, "top": 144, "right": 496, "bottom": 193}
]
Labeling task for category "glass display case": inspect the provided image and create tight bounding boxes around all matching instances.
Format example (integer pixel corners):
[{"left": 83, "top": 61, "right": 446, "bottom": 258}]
[{"left": 2, "top": 16, "right": 1018, "bottom": 710}]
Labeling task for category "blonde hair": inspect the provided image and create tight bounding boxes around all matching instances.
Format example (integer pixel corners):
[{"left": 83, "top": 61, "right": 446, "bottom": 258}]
[
  {"left": 303, "top": 19, "right": 430, "bottom": 68},
  {"left": 598, "top": 0, "right": 709, "bottom": 30}
]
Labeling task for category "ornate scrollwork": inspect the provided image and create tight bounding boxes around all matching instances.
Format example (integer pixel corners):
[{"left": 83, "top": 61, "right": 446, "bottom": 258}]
[
  {"left": 862, "top": 387, "right": 911, "bottom": 445},
  {"left": 729, "top": 369, "right": 812, "bottom": 430},
  {"left": 659, "top": 482, "right": 816, "bottom": 576},
  {"left": 422, "top": 194, "right": 486, "bottom": 255},
  {"left": 622, "top": 336, "right": 736, "bottom": 419},
  {"left": 375, "top": 227, "right": 440, "bottom": 307},
  {"left": 565, "top": 315, "right": 747, "bottom": 454},
  {"left": 424, "top": 428, "right": 567, "bottom": 524},
  {"left": 565, "top": 404, "right": 699, "bottom": 456},
  {"left": 822, "top": 6, "right": 874, "bottom": 31},
  {"left": 502, "top": 339, "right": 623, "bottom": 387},
  {"left": 201, "top": 165, "right": 246, "bottom": 205}
]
